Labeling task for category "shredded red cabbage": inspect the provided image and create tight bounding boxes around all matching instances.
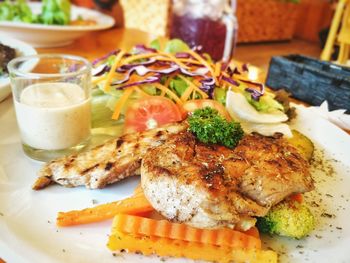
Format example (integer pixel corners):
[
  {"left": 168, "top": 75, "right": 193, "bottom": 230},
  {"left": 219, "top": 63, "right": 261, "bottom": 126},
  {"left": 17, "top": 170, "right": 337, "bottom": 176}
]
[
  {"left": 119, "top": 58, "right": 157, "bottom": 71},
  {"left": 92, "top": 64, "right": 111, "bottom": 76},
  {"left": 222, "top": 76, "right": 240, "bottom": 86},
  {"left": 221, "top": 62, "right": 229, "bottom": 71},
  {"left": 111, "top": 65, "right": 179, "bottom": 86},
  {"left": 134, "top": 44, "right": 157, "bottom": 54},
  {"left": 115, "top": 75, "right": 161, "bottom": 90},
  {"left": 175, "top": 52, "right": 192, "bottom": 59},
  {"left": 242, "top": 63, "right": 249, "bottom": 72},
  {"left": 241, "top": 79, "right": 265, "bottom": 101},
  {"left": 200, "top": 77, "right": 216, "bottom": 98},
  {"left": 179, "top": 66, "right": 209, "bottom": 77},
  {"left": 92, "top": 50, "right": 120, "bottom": 66},
  {"left": 226, "top": 66, "right": 241, "bottom": 77}
]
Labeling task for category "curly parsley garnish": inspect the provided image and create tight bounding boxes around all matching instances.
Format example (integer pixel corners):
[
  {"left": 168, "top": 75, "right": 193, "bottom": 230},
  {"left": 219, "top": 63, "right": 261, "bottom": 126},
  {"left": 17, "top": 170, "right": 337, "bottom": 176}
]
[{"left": 188, "top": 107, "right": 244, "bottom": 148}]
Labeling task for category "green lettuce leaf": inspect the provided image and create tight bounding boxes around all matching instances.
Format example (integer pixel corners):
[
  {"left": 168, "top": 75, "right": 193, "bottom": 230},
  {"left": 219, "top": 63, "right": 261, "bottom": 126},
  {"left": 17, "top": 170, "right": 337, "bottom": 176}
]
[{"left": 164, "top": 39, "right": 190, "bottom": 54}]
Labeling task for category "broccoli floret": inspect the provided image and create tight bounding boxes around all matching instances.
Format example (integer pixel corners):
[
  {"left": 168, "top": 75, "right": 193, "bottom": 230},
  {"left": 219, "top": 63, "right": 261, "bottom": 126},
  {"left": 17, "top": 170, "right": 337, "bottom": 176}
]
[{"left": 256, "top": 199, "right": 315, "bottom": 239}]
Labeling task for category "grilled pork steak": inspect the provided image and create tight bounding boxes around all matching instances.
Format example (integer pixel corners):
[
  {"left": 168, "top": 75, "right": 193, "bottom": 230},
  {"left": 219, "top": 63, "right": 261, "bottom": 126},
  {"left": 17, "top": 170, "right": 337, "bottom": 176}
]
[
  {"left": 33, "top": 122, "right": 187, "bottom": 190},
  {"left": 141, "top": 131, "right": 313, "bottom": 229}
]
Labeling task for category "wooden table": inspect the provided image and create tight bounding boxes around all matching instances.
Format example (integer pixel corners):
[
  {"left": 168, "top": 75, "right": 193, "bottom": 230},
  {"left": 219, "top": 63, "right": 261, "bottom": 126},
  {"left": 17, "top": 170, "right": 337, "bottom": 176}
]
[{"left": 37, "top": 28, "right": 155, "bottom": 60}]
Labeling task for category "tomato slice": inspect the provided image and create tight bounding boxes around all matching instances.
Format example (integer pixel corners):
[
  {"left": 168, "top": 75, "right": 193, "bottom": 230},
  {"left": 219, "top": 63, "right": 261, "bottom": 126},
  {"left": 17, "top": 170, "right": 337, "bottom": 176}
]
[
  {"left": 124, "top": 96, "right": 183, "bottom": 133},
  {"left": 182, "top": 99, "right": 231, "bottom": 121}
]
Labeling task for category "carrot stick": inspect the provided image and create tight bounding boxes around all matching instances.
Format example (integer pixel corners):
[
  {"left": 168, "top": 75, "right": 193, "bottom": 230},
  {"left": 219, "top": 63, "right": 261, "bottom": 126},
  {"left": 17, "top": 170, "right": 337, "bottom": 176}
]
[
  {"left": 107, "top": 230, "right": 277, "bottom": 263},
  {"left": 111, "top": 214, "right": 261, "bottom": 249},
  {"left": 111, "top": 87, "right": 134, "bottom": 120},
  {"left": 56, "top": 193, "right": 153, "bottom": 227},
  {"left": 103, "top": 50, "right": 125, "bottom": 92},
  {"left": 289, "top": 193, "right": 303, "bottom": 203}
]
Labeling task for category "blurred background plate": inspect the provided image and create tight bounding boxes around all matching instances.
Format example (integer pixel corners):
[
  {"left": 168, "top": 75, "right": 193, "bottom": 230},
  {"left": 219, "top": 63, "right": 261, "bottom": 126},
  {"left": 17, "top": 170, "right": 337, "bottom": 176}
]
[
  {"left": 0, "top": 2, "right": 115, "bottom": 48},
  {"left": 0, "top": 36, "right": 37, "bottom": 102}
]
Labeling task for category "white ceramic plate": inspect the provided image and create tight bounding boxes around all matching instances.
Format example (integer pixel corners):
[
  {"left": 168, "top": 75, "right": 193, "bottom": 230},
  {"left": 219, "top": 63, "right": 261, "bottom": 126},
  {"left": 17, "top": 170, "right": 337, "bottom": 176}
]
[
  {"left": 0, "top": 36, "right": 37, "bottom": 102},
  {"left": 0, "top": 100, "right": 349, "bottom": 263},
  {"left": 0, "top": 3, "right": 115, "bottom": 48}
]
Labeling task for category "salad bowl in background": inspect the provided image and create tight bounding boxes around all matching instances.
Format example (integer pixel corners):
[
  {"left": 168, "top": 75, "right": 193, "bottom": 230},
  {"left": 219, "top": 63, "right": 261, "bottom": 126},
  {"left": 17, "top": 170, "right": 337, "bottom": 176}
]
[
  {"left": 0, "top": 2, "right": 115, "bottom": 48},
  {"left": 0, "top": 36, "right": 37, "bottom": 102}
]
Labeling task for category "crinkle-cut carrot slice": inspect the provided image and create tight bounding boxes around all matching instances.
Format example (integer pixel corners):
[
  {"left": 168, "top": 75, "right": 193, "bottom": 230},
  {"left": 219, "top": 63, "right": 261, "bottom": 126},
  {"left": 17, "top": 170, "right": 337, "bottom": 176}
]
[
  {"left": 111, "top": 214, "right": 261, "bottom": 249},
  {"left": 107, "top": 230, "right": 277, "bottom": 263}
]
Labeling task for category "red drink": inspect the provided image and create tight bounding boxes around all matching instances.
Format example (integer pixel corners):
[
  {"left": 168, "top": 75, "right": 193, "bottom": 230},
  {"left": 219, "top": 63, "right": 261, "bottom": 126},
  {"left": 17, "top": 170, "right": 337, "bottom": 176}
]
[{"left": 170, "top": 0, "right": 237, "bottom": 62}]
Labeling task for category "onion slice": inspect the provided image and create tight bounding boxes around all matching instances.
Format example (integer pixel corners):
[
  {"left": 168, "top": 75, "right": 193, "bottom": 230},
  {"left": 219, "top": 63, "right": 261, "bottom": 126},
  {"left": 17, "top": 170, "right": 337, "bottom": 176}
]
[
  {"left": 226, "top": 91, "right": 288, "bottom": 124},
  {"left": 240, "top": 122, "right": 292, "bottom": 138}
]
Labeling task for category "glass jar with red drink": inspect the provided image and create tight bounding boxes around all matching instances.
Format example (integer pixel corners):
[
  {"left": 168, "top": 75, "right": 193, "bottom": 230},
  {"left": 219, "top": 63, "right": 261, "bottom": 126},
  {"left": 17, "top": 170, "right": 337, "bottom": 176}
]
[{"left": 170, "top": 0, "right": 237, "bottom": 62}]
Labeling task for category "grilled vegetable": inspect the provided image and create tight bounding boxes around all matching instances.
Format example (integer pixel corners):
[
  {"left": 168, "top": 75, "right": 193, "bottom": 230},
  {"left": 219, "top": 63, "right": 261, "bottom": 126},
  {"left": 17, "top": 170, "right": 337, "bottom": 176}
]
[
  {"left": 108, "top": 229, "right": 278, "bottom": 263},
  {"left": 287, "top": 130, "right": 314, "bottom": 161},
  {"left": 256, "top": 198, "right": 315, "bottom": 239}
]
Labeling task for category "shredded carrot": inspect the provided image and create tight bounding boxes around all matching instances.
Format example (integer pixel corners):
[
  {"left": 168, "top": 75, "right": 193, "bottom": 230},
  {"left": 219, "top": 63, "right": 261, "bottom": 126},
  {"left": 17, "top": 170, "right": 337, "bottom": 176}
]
[
  {"left": 158, "top": 57, "right": 203, "bottom": 66},
  {"left": 180, "top": 82, "right": 194, "bottom": 102},
  {"left": 133, "top": 86, "right": 150, "bottom": 97},
  {"left": 153, "top": 83, "right": 183, "bottom": 106},
  {"left": 177, "top": 75, "right": 208, "bottom": 100},
  {"left": 186, "top": 49, "right": 218, "bottom": 83},
  {"left": 164, "top": 73, "right": 176, "bottom": 88},
  {"left": 111, "top": 87, "right": 134, "bottom": 120},
  {"left": 122, "top": 53, "right": 158, "bottom": 65},
  {"left": 103, "top": 50, "right": 125, "bottom": 92},
  {"left": 192, "top": 90, "right": 196, "bottom": 99},
  {"left": 107, "top": 230, "right": 278, "bottom": 263},
  {"left": 158, "top": 51, "right": 190, "bottom": 69},
  {"left": 111, "top": 214, "right": 261, "bottom": 249},
  {"left": 56, "top": 193, "right": 153, "bottom": 227},
  {"left": 215, "top": 62, "right": 222, "bottom": 77}
]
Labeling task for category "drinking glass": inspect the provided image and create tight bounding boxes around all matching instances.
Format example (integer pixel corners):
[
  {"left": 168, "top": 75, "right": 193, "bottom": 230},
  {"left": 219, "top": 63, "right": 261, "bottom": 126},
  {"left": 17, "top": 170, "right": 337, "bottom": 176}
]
[
  {"left": 8, "top": 54, "right": 92, "bottom": 161},
  {"left": 170, "top": 0, "right": 237, "bottom": 62}
]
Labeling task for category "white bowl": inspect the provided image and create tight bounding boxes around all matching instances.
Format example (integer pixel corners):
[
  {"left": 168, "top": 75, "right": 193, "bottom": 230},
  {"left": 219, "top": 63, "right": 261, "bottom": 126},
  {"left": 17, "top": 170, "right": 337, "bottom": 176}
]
[
  {"left": 0, "top": 3, "right": 115, "bottom": 48},
  {"left": 0, "top": 36, "right": 37, "bottom": 102}
]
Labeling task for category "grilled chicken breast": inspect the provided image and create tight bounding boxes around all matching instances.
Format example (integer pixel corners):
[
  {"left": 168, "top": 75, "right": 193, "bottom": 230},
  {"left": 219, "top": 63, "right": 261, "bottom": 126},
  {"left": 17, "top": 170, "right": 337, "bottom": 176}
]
[
  {"left": 32, "top": 122, "right": 187, "bottom": 190},
  {"left": 141, "top": 131, "right": 313, "bottom": 229}
]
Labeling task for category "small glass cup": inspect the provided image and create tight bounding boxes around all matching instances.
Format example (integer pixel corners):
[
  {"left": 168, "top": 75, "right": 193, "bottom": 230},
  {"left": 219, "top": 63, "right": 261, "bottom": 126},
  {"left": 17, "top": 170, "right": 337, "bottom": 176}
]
[{"left": 8, "top": 54, "right": 92, "bottom": 161}]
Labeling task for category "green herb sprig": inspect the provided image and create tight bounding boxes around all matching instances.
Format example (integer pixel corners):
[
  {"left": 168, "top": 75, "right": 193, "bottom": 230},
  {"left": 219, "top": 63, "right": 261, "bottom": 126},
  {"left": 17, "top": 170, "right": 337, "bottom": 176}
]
[{"left": 188, "top": 107, "right": 244, "bottom": 149}]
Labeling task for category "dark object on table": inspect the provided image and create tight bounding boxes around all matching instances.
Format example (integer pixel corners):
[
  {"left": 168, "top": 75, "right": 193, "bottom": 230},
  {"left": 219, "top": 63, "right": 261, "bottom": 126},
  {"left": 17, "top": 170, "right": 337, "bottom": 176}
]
[
  {"left": 0, "top": 43, "right": 16, "bottom": 76},
  {"left": 266, "top": 55, "right": 350, "bottom": 113}
]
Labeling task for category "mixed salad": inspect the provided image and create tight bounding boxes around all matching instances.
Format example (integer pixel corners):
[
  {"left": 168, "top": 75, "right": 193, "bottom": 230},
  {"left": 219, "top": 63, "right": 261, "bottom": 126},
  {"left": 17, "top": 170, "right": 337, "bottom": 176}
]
[{"left": 91, "top": 38, "right": 293, "bottom": 139}]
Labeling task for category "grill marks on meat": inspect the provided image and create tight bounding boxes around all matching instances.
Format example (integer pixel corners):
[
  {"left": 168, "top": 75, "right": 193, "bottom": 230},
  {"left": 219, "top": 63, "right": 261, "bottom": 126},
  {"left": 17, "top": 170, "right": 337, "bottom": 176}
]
[
  {"left": 32, "top": 122, "right": 187, "bottom": 190},
  {"left": 141, "top": 131, "right": 313, "bottom": 229},
  {"left": 236, "top": 133, "right": 313, "bottom": 206}
]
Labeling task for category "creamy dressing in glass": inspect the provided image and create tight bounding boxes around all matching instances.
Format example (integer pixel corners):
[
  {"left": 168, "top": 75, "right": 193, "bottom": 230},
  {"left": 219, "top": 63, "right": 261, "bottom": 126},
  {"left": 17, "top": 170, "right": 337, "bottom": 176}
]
[{"left": 14, "top": 83, "right": 91, "bottom": 150}]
